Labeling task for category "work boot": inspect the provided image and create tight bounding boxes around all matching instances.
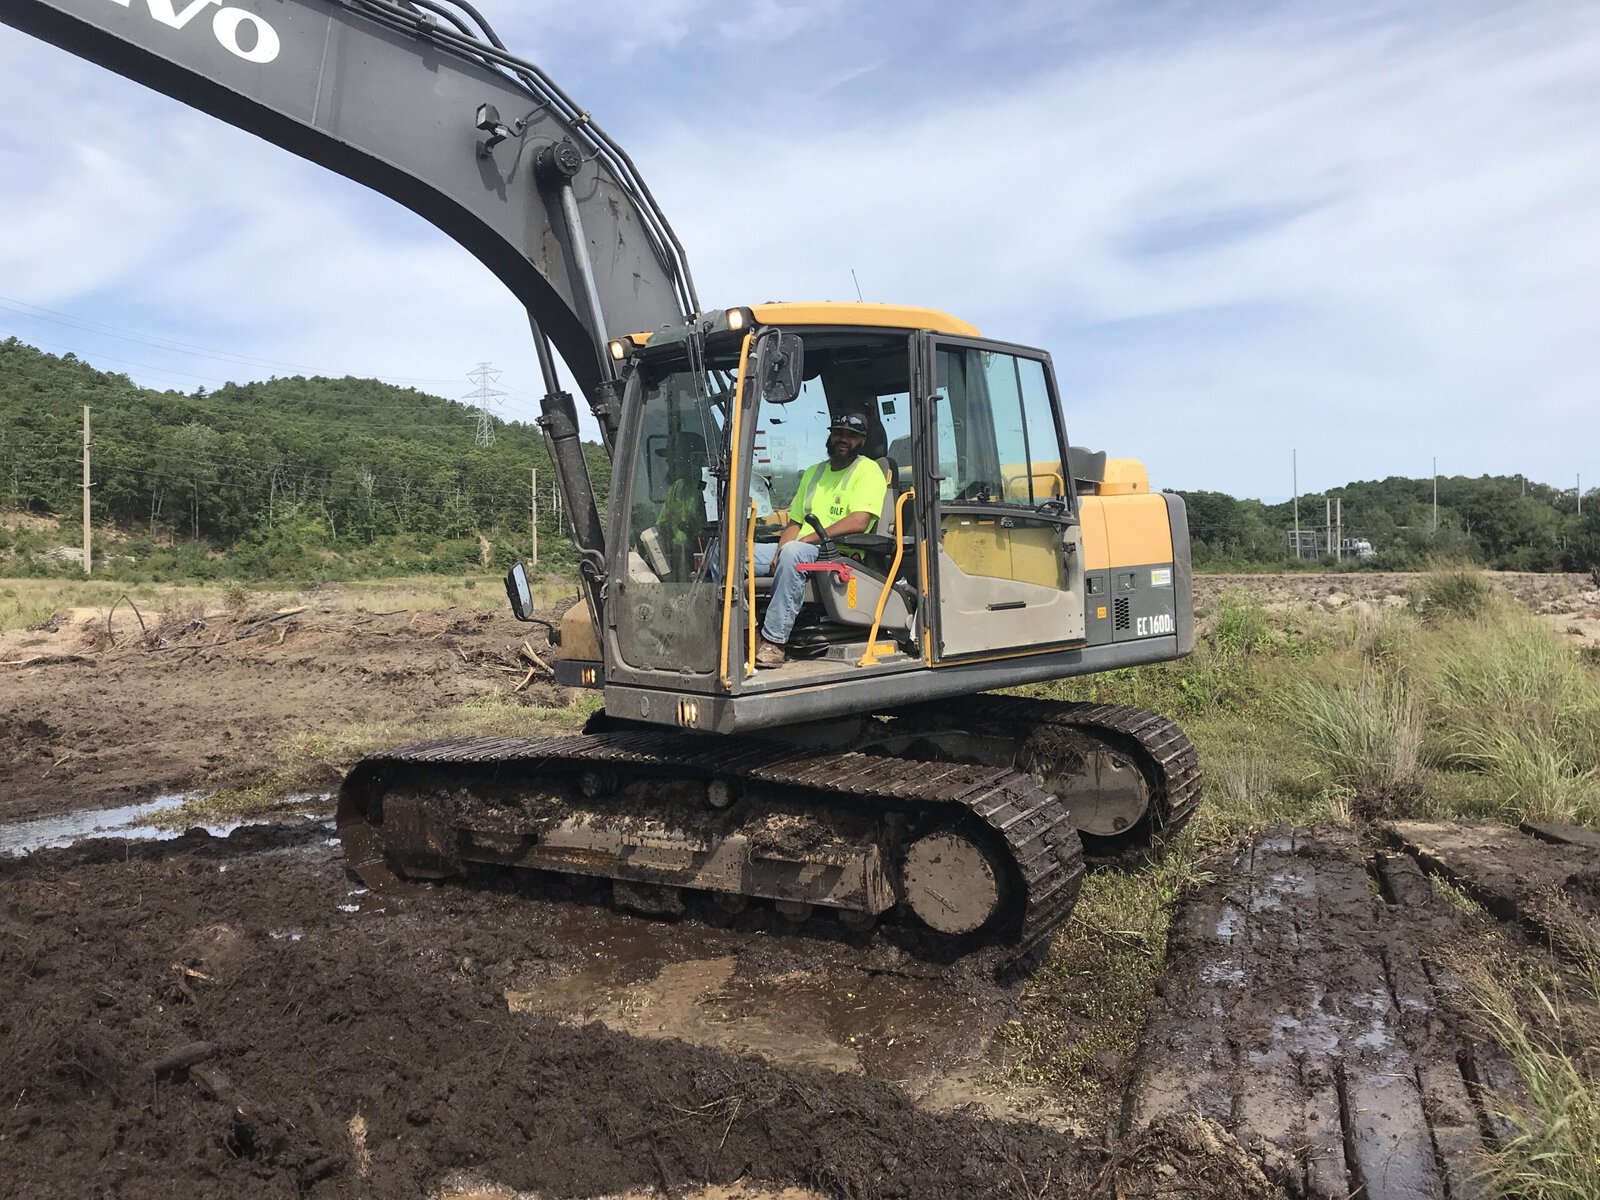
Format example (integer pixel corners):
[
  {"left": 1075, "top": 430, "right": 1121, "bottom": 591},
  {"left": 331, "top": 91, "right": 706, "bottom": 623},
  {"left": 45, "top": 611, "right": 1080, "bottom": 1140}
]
[{"left": 754, "top": 638, "right": 788, "bottom": 669}]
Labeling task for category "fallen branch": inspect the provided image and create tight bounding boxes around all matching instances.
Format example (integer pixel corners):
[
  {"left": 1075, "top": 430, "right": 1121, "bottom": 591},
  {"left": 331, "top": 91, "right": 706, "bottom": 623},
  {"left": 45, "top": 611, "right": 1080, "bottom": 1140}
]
[
  {"left": 513, "top": 666, "right": 539, "bottom": 692},
  {"left": 107, "top": 593, "right": 147, "bottom": 645},
  {"left": 518, "top": 641, "right": 554, "bottom": 674}
]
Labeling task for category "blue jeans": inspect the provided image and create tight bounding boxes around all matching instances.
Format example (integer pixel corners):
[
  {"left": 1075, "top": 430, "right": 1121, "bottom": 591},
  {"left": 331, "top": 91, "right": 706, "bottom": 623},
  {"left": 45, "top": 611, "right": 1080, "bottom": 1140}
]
[{"left": 753, "top": 539, "right": 818, "bottom": 643}]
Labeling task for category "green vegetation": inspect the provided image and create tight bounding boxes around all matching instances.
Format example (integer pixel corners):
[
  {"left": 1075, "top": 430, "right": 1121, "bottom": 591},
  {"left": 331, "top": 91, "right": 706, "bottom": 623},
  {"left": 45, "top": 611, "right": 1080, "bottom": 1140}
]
[
  {"left": 1180, "top": 476, "right": 1600, "bottom": 572},
  {"left": 0, "top": 338, "right": 603, "bottom": 581},
  {"left": 1002, "top": 567, "right": 1600, "bottom": 1113},
  {"left": 1461, "top": 918, "right": 1600, "bottom": 1200}
]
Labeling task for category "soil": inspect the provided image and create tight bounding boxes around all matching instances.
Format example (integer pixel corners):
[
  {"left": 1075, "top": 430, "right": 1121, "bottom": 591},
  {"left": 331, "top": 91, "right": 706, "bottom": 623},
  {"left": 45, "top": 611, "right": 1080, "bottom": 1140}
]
[
  {"left": 1196, "top": 569, "right": 1600, "bottom": 645},
  {"left": 3, "top": 578, "right": 1596, "bottom": 1196},
  {"left": 0, "top": 827, "right": 1219, "bottom": 1200},
  {"left": 0, "top": 602, "right": 568, "bottom": 823}
]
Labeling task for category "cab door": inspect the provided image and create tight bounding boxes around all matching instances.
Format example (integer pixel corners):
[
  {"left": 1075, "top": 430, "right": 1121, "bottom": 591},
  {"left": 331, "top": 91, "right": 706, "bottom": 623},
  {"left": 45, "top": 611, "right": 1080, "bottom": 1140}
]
[{"left": 914, "top": 335, "right": 1087, "bottom": 660}]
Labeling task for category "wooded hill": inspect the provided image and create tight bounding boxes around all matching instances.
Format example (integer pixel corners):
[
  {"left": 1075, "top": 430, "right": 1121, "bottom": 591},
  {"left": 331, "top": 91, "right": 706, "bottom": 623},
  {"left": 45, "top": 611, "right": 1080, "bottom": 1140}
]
[
  {"left": 1179, "top": 475, "right": 1599, "bottom": 572},
  {"left": 0, "top": 337, "right": 603, "bottom": 579},
  {"left": 2, "top": 338, "right": 1595, "bottom": 578}
]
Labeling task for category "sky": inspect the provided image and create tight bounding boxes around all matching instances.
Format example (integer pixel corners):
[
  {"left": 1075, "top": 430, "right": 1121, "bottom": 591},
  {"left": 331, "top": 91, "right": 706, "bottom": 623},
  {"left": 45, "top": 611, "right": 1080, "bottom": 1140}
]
[{"left": 0, "top": 0, "right": 1595, "bottom": 502}]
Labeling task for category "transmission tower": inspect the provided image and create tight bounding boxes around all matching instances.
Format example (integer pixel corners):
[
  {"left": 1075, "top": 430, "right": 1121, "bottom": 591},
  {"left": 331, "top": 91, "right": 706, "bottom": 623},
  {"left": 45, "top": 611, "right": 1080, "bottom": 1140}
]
[{"left": 465, "top": 362, "right": 506, "bottom": 448}]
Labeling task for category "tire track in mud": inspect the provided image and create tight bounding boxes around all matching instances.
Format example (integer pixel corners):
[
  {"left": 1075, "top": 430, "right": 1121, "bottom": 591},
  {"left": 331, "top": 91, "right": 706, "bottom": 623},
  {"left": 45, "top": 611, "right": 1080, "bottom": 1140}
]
[{"left": 1121, "top": 825, "right": 1535, "bottom": 1200}]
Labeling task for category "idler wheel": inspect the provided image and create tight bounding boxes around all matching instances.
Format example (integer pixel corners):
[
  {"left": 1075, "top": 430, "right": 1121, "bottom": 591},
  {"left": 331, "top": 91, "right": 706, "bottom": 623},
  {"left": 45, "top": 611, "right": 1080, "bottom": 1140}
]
[{"left": 901, "top": 829, "right": 1001, "bottom": 934}]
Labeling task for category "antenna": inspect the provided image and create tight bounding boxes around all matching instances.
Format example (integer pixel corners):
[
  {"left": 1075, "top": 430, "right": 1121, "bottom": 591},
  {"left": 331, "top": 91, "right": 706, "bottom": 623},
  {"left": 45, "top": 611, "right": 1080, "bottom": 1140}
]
[
  {"left": 850, "top": 269, "right": 864, "bottom": 303},
  {"left": 466, "top": 362, "right": 506, "bottom": 448}
]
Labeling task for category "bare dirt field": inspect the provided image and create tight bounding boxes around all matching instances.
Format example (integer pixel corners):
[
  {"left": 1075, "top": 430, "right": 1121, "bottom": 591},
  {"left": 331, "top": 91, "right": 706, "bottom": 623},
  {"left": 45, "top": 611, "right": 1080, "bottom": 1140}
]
[
  {"left": 1195, "top": 570, "right": 1600, "bottom": 646},
  {"left": 2, "top": 572, "right": 1597, "bottom": 1197}
]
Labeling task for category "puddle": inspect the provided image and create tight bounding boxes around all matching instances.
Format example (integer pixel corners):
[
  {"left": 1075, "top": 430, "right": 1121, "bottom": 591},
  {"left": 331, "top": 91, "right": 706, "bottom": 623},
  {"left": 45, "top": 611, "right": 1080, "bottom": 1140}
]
[
  {"left": 502, "top": 907, "right": 1024, "bottom": 1108},
  {"left": 0, "top": 792, "right": 334, "bottom": 856}
]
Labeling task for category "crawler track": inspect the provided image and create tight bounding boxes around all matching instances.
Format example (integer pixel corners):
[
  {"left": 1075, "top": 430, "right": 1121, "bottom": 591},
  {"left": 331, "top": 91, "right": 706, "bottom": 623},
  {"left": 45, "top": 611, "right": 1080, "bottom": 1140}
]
[
  {"left": 339, "top": 730, "right": 1085, "bottom": 958},
  {"left": 883, "top": 695, "right": 1202, "bottom": 856}
]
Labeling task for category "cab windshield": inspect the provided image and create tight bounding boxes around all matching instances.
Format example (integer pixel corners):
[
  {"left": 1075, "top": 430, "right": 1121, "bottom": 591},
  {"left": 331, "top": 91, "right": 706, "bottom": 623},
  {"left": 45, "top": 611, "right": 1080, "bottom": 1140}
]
[{"left": 611, "top": 342, "right": 739, "bottom": 673}]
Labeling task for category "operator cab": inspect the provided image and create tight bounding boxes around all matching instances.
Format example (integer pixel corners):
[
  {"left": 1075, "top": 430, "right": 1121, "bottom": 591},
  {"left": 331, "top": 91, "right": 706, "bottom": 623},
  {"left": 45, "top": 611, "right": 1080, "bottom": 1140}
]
[{"left": 526, "top": 302, "right": 1094, "bottom": 729}]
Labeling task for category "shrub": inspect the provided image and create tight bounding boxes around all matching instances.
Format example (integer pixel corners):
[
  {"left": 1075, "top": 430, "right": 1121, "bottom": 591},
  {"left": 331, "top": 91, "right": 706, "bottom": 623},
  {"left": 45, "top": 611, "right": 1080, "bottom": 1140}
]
[
  {"left": 1421, "top": 611, "right": 1600, "bottom": 823},
  {"left": 1411, "top": 563, "right": 1491, "bottom": 623},
  {"left": 1284, "top": 669, "right": 1424, "bottom": 802}
]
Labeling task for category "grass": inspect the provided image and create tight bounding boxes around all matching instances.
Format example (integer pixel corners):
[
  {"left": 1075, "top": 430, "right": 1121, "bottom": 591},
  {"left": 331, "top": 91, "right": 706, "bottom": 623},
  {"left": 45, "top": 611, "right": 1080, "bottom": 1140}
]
[
  {"left": 1457, "top": 923, "right": 1600, "bottom": 1200},
  {"left": 1004, "top": 564, "right": 1600, "bottom": 1107},
  {"left": 1283, "top": 670, "right": 1424, "bottom": 798}
]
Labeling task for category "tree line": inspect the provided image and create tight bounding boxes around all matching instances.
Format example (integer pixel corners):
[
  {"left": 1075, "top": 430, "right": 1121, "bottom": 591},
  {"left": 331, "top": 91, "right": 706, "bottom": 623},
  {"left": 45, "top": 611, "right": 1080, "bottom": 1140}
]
[
  {"left": 1178, "top": 475, "right": 1600, "bottom": 571},
  {"left": 0, "top": 338, "right": 605, "bottom": 579},
  {"left": 3, "top": 338, "right": 1594, "bottom": 578}
]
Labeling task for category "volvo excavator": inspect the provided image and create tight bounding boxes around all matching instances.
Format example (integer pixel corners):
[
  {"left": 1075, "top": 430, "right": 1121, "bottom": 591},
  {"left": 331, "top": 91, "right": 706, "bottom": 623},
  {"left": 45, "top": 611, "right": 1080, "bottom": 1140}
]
[{"left": 5, "top": 0, "right": 1199, "bottom": 960}]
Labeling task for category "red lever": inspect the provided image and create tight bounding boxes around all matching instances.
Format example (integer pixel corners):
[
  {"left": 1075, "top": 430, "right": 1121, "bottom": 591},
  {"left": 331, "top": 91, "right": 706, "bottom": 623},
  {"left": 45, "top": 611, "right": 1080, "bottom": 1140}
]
[{"left": 793, "top": 561, "right": 855, "bottom": 582}]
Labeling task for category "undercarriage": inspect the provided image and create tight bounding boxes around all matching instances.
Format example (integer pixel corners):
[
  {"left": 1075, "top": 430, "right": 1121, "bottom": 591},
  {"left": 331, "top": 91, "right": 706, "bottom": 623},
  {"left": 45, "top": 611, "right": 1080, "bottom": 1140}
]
[{"left": 338, "top": 696, "right": 1198, "bottom": 963}]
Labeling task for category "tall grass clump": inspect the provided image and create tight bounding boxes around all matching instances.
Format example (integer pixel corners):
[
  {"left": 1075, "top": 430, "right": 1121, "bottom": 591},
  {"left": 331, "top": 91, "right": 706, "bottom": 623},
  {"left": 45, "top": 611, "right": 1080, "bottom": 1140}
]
[
  {"left": 1284, "top": 669, "right": 1424, "bottom": 800},
  {"left": 1410, "top": 562, "right": 1492, "bottom": 623},
  {"left": 1461, "top": 938, "right": 1600, "bottom": 1200},
  {"left": 1422, "top": 610, "right": 1600, "bottom": 824}
]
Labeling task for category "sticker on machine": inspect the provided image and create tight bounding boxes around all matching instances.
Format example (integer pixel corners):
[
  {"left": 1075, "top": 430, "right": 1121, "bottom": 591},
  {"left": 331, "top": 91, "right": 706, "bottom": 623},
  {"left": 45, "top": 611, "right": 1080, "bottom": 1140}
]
[{"left": 1150, "top": 568, "right": 1173, "bottom": 587}]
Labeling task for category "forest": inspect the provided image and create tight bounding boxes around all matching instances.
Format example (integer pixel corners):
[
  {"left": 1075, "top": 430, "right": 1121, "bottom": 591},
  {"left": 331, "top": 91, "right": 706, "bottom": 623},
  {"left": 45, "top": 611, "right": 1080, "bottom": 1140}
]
[
  {"left": 1180, "top": 475, "right": 1599, "bottom": 571},
  {"left": 2, "top": 337, "right": 1595, "bottom": 579},
  {"left": 0, "top": 338, "right": 602, "bottom": 579}
]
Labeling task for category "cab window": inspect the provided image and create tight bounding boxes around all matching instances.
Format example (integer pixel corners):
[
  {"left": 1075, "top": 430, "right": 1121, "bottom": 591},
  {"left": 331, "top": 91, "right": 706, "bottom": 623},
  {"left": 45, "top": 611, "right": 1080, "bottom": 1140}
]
[{"left": 935, "top": 347, "right": 1065, "bottom": 507}]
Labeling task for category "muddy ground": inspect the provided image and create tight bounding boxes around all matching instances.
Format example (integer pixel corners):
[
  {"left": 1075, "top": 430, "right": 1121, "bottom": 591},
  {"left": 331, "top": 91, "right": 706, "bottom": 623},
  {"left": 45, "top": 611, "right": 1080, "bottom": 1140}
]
[
  {"left": 2, "top": 573, "right": 1597, "bottom": 1196},
  {"left": 5, "top": 808, "right": 1591, "bottom": 1197},
  {"left": 0, "top": 826, "right": 1273, "bottom": 1199},
  {"left": 0, "top": 595, "right": 569, "bottom": 823}
]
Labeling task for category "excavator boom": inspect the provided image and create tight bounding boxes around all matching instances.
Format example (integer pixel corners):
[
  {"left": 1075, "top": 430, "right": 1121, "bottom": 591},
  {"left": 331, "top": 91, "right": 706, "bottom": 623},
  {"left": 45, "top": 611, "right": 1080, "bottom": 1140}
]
[{"left": 1, "top": 0, "right": 694, "bottom": 401}]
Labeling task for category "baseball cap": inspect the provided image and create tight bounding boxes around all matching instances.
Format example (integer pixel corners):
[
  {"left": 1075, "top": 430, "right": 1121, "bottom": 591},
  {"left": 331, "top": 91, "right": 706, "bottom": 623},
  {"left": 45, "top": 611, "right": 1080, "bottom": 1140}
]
[{"left": 828, "top": 413, "right": 869, "bottom": 437}]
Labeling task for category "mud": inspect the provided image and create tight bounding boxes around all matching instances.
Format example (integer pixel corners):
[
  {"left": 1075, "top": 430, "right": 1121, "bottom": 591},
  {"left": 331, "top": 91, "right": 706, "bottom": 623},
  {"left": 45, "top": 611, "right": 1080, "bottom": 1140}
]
[
  {"left": 7, "top": 798, "right": 1595, "bottom": 1196},
  {"left": 1386, "top": 819, "right": 1600, "bottom": 958},
  {"left": 1124, "top": 826, "right": 1518, "bottom": 1199},
  {"left": 0, "top": 603, "right": 568, "bottom": 823}
]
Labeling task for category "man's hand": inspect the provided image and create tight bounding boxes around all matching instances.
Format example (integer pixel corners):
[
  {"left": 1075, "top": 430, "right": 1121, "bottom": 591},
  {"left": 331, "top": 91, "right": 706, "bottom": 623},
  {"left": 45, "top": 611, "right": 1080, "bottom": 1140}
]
[{"left": 794, "top": 511, "right": 873, "bottom": 544}]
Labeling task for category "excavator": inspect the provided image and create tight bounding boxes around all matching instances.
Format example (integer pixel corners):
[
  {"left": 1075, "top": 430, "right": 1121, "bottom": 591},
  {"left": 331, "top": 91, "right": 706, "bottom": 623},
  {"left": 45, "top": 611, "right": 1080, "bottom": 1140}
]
[{"left": 4, "top": 0, "right": 1198, "bottom": 958}]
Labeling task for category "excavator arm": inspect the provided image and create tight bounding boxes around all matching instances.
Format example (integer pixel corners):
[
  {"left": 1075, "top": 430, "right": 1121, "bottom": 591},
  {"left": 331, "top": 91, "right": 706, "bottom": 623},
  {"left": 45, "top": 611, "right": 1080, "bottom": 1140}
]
[
  {"left": 1, "top": 0, "right": 695, "bottom": 385},
  {"left": 1, "top": 0, "right": 698, "bottom": 564}
]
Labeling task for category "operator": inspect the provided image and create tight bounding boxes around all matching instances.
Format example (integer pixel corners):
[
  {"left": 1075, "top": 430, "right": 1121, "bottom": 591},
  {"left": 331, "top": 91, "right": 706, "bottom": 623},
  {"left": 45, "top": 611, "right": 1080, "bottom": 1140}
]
[{"left": 753, "top": 412, "right": 888, "bottom": 668}]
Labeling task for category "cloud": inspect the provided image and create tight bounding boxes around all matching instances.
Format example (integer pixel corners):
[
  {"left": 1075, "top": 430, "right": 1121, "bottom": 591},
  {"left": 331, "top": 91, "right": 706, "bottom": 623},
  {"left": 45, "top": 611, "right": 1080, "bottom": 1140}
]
[{"left": 0, "top": 0, "right": 1595, "bottom": 497}]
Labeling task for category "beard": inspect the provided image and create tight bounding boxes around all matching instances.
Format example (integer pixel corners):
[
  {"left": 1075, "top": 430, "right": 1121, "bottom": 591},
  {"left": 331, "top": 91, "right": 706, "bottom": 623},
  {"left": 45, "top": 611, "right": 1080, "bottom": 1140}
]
[{"left": 826, "top": 437, "right": 859, "bottom": 469}]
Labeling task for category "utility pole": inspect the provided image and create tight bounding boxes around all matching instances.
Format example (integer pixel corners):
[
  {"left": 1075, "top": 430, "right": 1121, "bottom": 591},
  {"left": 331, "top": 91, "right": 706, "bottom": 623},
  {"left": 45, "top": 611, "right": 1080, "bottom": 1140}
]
[
  {"left": 1432, "top": 457, "right": 1438, "bottom": 534},
  {"left": 1292, "top": 449, "right": 1300, "bottom": 560},
  {"left": 81, "top": 406, "right": 92, "bottom": 576},
  {"left": 1580, "top": 473, "right": 1584, "bottom": 517},
  {"left": 1325, "top": 498, "right": 1332, "bottom": 559},
  {"left": 1336, "top": 497, "right": 1343, "bottom": 561},
  {"left": 530, "top": 467, "right": 538, "bottom": 566}
]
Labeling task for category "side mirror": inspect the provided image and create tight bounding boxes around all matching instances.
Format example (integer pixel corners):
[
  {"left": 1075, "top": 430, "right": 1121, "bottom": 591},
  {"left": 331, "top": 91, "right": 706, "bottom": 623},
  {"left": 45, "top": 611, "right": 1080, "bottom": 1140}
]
[
  {"left": 759, "top": 331, "right": 804, "bottom": 406},
  {"left": 503, "top": 561, "right": 535, "bottom": 622}
]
